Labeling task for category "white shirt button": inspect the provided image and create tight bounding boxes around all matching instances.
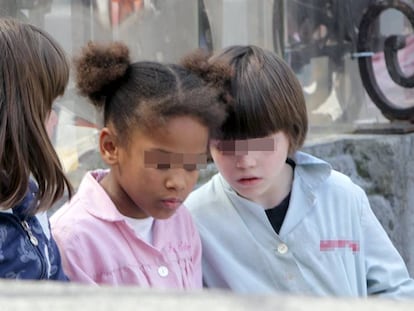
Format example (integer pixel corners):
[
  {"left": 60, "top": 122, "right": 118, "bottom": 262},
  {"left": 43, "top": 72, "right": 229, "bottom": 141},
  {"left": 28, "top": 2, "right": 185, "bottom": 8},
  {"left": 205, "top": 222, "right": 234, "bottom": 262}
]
[
  {"left": 277, "top": 243, "right": 288, "bottom": 254},
  {"left": 158, "top": 266, "right": 169, "bottom": 277}
]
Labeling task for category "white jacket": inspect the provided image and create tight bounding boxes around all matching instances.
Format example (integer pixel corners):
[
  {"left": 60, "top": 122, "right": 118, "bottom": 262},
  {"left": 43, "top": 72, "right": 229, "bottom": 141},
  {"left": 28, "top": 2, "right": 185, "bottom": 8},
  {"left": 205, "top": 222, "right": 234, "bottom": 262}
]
[{"left": 185, "top": 152, "right": 414, "bottom": 298}]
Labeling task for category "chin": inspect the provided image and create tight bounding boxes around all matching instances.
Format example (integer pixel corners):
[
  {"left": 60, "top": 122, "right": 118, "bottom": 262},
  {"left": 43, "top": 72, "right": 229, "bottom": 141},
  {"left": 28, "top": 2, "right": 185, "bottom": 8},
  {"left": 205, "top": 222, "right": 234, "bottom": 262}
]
[
  {"left": 155, "top": 210, "right": 177, "bottom": 220},
  {"left": 234, "top": 189, "right": 256, "bottom": 199}
]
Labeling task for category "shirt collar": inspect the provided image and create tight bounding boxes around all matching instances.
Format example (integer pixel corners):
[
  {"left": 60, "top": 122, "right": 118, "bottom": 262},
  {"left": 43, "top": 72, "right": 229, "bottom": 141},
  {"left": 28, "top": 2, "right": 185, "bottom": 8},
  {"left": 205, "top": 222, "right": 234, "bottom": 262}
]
[
  {"left": 77, "top": 169, "right": 126, "bottom": 222},
  {"left": 292, "top": 151, "right": 332, "bottom": 190}
]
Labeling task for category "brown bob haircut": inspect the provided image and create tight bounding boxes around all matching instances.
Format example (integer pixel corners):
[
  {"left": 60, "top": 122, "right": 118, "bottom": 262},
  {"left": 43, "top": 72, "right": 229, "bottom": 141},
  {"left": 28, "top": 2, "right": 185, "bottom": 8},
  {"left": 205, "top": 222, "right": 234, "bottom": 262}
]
[
  {"left": 0, "top": 18, "right": 72, "bottom": 213},
  {"left": 209, "top": 45, "right": 308, "bottom": 154}
]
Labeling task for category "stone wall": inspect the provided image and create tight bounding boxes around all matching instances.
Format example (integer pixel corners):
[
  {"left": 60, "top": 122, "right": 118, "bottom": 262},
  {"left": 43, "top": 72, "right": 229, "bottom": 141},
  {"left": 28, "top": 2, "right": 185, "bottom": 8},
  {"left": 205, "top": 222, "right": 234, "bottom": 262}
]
[{"left": 303, "top": 133, "right": 414, "bottom": 276}]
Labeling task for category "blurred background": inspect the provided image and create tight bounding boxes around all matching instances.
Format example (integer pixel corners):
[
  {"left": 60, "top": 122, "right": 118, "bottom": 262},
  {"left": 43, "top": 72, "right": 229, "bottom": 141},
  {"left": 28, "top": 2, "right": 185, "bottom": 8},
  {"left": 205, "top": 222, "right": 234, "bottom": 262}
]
[{"left": 1, "top": 0, "right": 414, "bottom": 190}]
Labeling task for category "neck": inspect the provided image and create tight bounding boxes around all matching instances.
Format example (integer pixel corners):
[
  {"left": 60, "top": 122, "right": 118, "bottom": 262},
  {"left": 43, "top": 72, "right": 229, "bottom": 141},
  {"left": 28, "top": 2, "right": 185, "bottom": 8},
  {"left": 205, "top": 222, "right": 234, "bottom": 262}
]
[
  {"left": 100, "top": 171, "right": 145, "bottom": 218},
  {"left": 263, "top": 162, "right": 294, "bottom": 209}
]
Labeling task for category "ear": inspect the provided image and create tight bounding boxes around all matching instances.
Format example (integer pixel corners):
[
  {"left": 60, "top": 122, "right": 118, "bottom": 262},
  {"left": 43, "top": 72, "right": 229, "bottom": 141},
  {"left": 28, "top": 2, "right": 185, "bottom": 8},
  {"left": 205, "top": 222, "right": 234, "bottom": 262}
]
[{"left": 99, "top": 127, "right": 119, "bottom": 166}]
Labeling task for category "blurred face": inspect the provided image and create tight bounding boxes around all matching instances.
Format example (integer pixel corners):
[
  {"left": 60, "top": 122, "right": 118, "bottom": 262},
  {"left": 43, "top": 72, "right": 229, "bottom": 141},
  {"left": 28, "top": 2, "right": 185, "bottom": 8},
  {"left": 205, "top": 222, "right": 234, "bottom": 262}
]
[
  {"left": 210, "top": 132, "right": 292, "bottom": 208},
  {"left": 101, "top": 116, "right": 209, "bottom": 219}
]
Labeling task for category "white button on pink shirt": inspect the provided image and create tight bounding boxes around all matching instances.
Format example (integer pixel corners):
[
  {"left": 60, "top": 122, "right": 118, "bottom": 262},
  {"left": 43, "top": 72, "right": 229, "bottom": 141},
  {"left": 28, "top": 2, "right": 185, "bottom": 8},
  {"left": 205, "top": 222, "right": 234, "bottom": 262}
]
[{"left": 158, "top": 266, "right": 169, "bottom": 277}]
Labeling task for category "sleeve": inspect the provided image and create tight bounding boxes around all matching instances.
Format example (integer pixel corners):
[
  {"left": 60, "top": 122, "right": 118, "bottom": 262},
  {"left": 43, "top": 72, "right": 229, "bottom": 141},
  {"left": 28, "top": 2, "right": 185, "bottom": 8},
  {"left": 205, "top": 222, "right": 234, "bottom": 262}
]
[
  {"left": 48, "top": 237, "right": 70, "bottom": 281},
  {"left": 361, "top": 192, "right": 414, "bottom": 299},
  {"left": 51, "top": 226, "right": 99, "bottom": 285}
]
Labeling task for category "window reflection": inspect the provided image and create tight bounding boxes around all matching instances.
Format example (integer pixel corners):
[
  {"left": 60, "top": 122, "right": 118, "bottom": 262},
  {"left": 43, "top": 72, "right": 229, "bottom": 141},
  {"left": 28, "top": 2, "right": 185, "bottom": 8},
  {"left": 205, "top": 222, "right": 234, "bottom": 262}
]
[{"left": 1, "top": 0, "right": 413, "bottom": 189}]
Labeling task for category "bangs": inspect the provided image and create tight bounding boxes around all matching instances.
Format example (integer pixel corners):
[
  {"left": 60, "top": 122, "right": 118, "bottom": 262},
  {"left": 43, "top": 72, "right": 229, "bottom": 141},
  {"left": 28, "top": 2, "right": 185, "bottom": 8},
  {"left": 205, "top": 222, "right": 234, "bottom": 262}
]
[
  {"left": 217, "top": 76, "right": 286, "bottom": 140},
  {"left": 218, "top": 104, "right": 280, "bottom": 140},
  {"left": 213, "top": 46, "right": 307, "bottom": 145}
]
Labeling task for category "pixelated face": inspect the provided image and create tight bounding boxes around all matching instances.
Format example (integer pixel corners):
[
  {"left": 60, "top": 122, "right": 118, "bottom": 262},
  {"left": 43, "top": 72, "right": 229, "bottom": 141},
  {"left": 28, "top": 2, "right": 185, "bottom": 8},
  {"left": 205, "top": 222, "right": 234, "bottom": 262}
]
[
  {"left": 111, "top": 116, "right": 209, "bottom": 219},
  {"left": 210, "top": 132, "right": 291, "bottom": 207}
]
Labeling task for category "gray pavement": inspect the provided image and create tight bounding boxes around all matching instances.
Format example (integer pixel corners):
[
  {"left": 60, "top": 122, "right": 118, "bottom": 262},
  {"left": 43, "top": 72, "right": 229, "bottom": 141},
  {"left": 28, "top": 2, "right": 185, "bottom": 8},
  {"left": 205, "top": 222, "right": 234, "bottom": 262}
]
[{"left": 1, "top": 280, "right": 414, "bottom": 311}]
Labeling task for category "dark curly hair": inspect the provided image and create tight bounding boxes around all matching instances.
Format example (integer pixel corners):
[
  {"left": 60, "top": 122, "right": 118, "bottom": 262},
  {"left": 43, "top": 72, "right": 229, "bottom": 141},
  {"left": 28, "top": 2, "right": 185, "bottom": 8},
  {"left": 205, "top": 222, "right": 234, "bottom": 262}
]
[{"left": 74, "top": 41, "right": 231, "bottom": 146}]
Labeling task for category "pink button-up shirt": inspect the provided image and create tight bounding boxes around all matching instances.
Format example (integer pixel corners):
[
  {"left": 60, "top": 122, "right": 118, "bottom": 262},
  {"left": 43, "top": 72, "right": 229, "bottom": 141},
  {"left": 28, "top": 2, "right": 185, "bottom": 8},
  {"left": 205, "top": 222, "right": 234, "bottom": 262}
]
[{"left": 50, "top": 169, "right": 202, "bottom": 288}]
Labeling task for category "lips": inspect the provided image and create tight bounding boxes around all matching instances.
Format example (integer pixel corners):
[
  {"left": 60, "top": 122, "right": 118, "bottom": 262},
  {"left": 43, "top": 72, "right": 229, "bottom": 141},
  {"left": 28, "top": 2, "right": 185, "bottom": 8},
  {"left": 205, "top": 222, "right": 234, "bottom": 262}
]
[
  {"left": 236, "top": 176, "right": 262, "bottom": 186},
  {"left": 160, "top": 198, "right": 183, "bottom": 210}
]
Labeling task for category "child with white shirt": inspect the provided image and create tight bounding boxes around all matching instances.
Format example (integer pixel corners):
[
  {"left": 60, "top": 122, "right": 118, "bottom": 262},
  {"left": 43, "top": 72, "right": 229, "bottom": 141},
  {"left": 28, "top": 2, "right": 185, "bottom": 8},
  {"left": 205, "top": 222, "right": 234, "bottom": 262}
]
[
  {"left": 0, "top": 18, "right": 72, "bottom": 280},
  {"left": 184, "top": 45, "right": 414, "bottom": 298}
]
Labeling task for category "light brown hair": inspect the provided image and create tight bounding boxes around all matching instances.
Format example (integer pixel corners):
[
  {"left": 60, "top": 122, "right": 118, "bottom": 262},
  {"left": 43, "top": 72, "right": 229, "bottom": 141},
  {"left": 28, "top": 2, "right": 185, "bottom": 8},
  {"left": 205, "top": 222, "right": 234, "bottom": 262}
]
[
  {"left": 0, "top": 18, "right": 73, "bottom": 214},
  {"left": 185, "top": 45, "right": 308, "bottom": 154}
]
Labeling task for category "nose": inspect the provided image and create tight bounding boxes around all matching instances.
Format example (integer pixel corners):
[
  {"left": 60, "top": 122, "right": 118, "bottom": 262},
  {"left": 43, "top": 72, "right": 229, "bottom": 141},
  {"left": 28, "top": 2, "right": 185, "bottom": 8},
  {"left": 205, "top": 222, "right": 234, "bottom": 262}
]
[
  {"left": 165, "top": 169, "right": 188, "bottom": 192},
  {"left": 235, "top": 154, "right": 256, "bottom": 169}
]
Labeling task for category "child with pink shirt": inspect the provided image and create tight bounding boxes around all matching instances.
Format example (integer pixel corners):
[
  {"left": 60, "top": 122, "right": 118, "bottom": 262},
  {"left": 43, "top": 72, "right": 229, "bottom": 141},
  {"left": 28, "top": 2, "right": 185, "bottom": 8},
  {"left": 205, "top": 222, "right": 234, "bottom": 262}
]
[{"left": 50, "top": 41, "right": 229, "bottom": 288}]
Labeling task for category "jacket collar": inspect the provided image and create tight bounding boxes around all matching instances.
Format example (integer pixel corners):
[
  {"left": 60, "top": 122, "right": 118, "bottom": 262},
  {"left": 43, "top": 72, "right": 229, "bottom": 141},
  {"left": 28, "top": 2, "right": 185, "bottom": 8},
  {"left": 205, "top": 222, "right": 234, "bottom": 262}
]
[
  {"left": 77, "top": 169, "right": 127, "bottom": 222},
  {"left": 293, "top": 151, "right": 332, "bottom": 191},
  {"left": 279, "top": 151, "right": 331, "bottom": 236},
  {"left": 217, "top": 151, "right": 332, "bottom": 237}
]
